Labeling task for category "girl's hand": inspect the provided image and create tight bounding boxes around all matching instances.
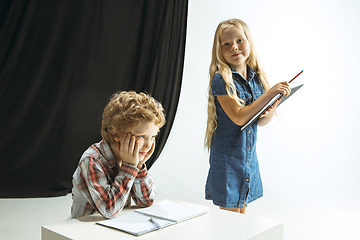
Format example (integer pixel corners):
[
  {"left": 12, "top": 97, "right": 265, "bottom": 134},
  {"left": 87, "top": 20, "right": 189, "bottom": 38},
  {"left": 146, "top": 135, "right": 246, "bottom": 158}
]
[
  {"left": 261, "top": 81, "right": 290, "bottom": 119},
  {"left": 269, "top": 81, "right": 291, "bottom": 97},
  {"left": 259, "top": 97, "right": 282, "bottom": 118},
  {"left": 118, "top": 134, "right": 140, "bottom": 167}
]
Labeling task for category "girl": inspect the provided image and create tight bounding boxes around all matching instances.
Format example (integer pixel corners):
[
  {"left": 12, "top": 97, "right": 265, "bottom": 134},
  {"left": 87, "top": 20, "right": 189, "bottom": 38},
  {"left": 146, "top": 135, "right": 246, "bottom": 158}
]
[{"left": 205, "top": 19, "right": 290, "bottom": 214}]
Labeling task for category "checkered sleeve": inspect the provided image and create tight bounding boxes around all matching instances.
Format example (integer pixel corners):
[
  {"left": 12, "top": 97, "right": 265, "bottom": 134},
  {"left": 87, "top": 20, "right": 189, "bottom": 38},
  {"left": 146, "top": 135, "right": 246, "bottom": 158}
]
[
  {"left": 130, "top": 166, "right": 155, "bottom": 207},
  {"left": 78, "top": 157, "right": 139, "bottom": 219}
]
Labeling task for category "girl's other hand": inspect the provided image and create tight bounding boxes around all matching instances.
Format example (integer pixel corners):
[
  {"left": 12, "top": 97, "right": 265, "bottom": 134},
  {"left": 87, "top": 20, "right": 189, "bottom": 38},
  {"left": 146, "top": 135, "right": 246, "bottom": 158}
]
[{"left": 259, "top": 97, "right": 282, "bottom": 118}]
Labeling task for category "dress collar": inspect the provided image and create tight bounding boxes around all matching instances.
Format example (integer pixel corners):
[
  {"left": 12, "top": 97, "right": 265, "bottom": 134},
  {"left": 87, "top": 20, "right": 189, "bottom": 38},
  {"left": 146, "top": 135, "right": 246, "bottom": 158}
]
[{"left": 231, "top": 66, "right": 256, "bottom": 82}]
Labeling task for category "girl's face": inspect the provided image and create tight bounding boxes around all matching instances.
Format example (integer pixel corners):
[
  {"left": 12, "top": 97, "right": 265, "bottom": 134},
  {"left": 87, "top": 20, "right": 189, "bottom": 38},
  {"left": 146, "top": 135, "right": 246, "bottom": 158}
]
[{"left": 220, "top": 26, "right": 250, "bottom": 72}]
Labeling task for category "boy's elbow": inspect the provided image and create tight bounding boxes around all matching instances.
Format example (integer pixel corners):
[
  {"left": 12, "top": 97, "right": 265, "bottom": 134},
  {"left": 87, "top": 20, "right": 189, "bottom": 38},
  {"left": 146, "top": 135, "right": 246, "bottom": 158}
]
[
  {"left": 146, "top": 193, "right": 156, "bottom": 207},
  {"left": 136, "top": 198, "right": 154, "bottom": 208},
  {"left": 147, "top": 199, "right": 155, "bottom": 207},
  {"left": 100, "top": 208, "right": 122, "bottom": 219},
  {"left": 146, "top": 192, "right": 156, "bottom": 207},
  {"left": 134, "top": 193, "right": 155, "bottom": 207}
]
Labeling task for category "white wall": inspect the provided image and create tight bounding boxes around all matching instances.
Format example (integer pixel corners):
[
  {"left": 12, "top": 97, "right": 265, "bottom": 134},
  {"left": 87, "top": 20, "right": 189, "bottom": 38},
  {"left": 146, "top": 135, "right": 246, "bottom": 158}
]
[{"left": 151, "top": 0, "right": 360, "bottom": 238}]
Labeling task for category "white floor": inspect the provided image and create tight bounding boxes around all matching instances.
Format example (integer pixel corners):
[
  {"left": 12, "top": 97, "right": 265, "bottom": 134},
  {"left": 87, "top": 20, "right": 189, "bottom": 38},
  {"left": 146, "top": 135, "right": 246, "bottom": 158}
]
[{"left": 0, "top": 191, "right": 359, "bottom": 240}]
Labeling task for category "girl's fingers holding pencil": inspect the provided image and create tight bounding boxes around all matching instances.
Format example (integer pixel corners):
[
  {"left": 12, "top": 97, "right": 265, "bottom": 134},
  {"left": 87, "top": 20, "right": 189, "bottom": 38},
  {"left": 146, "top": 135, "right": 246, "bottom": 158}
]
[{"left": 279, "top": 82, "right": 291, "bottom": 96}]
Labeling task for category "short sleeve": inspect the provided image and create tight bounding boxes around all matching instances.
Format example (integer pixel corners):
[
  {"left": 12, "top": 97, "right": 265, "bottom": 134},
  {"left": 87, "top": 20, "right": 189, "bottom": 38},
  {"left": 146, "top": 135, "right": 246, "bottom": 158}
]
[{"left": 211, "top": 73, "right": 227, "bottom": 97}]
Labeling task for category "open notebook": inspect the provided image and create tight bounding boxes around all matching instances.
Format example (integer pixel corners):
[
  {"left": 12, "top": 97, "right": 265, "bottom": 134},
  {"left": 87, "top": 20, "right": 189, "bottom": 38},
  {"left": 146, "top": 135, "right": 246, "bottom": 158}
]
[{"left": 96, "top": 199, "right": 208, "bottom": 236}]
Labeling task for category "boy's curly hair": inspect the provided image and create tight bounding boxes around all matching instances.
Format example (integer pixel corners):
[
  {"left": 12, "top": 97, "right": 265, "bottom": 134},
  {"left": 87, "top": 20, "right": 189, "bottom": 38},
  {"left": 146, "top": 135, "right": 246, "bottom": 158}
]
[{"left": 101, "top": 91, "right": 166, "bottom": 143}]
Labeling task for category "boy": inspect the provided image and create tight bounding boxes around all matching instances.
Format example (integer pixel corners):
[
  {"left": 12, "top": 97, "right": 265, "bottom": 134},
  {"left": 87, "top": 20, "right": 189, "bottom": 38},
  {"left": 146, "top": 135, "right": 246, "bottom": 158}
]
[{"left": 71, "top": 91, "right": 166, "bottom": 219}]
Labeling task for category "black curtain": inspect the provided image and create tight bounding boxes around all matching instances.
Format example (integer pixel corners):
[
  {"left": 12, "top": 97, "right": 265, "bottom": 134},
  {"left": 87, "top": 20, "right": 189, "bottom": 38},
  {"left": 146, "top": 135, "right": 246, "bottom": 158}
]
[{"left": 0, "top": 0, "right": 188, "bottom": 198}]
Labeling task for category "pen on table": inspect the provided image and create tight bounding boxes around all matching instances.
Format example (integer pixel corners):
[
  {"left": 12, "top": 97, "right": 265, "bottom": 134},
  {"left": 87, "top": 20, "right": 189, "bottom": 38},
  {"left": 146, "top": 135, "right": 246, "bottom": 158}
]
[
  {"left": 288, "top": 70, "right": 304, "bottom": 84},
  {"left": 150, "top": 217, "right": 163, "bottom": 230}
]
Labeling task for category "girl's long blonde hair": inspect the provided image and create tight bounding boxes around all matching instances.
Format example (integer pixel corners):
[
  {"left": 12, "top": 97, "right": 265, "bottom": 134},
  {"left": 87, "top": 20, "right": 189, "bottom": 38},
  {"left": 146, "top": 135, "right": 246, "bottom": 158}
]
[{"left": 205, "top": 19, "right": 270, "bottom": 150}]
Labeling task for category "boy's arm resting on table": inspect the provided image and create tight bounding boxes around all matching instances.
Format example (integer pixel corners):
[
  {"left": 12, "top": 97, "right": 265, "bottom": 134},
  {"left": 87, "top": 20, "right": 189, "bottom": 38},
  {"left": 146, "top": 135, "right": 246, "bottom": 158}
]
[
  {"left": 77, "top": 158, "right": 154, "bottom": 219},
  {"left": 130, "top": 165, "right": 155, "bottom": 207}
]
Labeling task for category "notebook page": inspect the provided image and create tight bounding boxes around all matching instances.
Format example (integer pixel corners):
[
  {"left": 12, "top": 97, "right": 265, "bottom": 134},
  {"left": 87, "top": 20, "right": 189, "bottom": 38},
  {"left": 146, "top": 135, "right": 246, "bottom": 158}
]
[
  {"left": 96, "top": 211, "right": 174, "bottom": 236},
  {"left": 134, "top": 199, "right": 207, "bottom": 223}
]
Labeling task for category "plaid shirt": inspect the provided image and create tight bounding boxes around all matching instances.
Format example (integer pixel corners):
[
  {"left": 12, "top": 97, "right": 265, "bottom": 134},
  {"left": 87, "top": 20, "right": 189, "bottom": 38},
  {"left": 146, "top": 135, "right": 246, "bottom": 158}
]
[{"left": 71, "top": 139, "right": 155, "bottom": 219}]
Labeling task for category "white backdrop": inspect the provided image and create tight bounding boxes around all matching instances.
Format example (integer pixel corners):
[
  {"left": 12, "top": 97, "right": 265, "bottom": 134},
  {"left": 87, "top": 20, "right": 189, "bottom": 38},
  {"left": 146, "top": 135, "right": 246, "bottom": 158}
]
[{"left": 150, "top": 0, "right": 360, "bottom": 239}]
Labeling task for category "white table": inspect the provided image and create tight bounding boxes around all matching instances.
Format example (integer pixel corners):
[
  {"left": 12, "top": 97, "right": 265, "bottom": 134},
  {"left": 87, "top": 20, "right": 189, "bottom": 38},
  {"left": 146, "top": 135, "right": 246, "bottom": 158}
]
[{"left": 42, "top": 200, "right": 284, "bottom": 240}]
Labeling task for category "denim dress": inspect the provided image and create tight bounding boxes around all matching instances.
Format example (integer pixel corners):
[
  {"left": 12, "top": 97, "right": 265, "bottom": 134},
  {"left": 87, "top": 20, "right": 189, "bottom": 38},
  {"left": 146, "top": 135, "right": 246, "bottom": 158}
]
[{"left": 205, "top": 67, "right": 265, "bottom": 208}]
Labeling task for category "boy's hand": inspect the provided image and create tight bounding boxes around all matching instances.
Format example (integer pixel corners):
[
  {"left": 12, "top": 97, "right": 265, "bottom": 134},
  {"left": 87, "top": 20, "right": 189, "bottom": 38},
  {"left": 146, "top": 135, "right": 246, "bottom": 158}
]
[
  {"left": 137, "top": 141, "right": 155, "bottom": 169},
  {"left": 118, "top": 134, "right": 140, "bottom": 167}
]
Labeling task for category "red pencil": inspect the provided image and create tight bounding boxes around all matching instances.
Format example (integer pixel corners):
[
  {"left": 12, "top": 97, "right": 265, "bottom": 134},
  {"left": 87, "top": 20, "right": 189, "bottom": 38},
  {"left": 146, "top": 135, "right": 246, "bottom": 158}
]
[{"left": 288, "top": 70, "right": 304, "bottom": 83}]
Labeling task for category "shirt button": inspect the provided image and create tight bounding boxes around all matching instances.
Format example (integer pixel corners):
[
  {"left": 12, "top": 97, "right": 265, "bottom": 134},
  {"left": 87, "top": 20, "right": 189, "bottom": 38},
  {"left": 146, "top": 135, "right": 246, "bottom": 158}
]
[
  {"left": 248, "top": 130, "right": 251, "bottom": 134},
  {"left": 248, "top": 147, "right": 251, "bottom": 151},
  {"left": 246, "top": 178, "right": 250, "bottom": 182},
  {"left": 247, "top": 162, "right": 249, "bottom": 165}
]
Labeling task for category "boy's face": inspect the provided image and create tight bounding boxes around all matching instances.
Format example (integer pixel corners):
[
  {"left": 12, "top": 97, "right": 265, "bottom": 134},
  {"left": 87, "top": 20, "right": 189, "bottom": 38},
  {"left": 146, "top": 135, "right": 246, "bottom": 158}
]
[{"left": 127, "top": 120, "right": 159, "bottom": 161}]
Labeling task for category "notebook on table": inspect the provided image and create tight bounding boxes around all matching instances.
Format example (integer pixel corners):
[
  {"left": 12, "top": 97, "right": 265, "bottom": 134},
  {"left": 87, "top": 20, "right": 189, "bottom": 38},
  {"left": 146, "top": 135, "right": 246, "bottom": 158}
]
[{"left": 96, "top": 199, "right": 208, "bottom": 236}]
